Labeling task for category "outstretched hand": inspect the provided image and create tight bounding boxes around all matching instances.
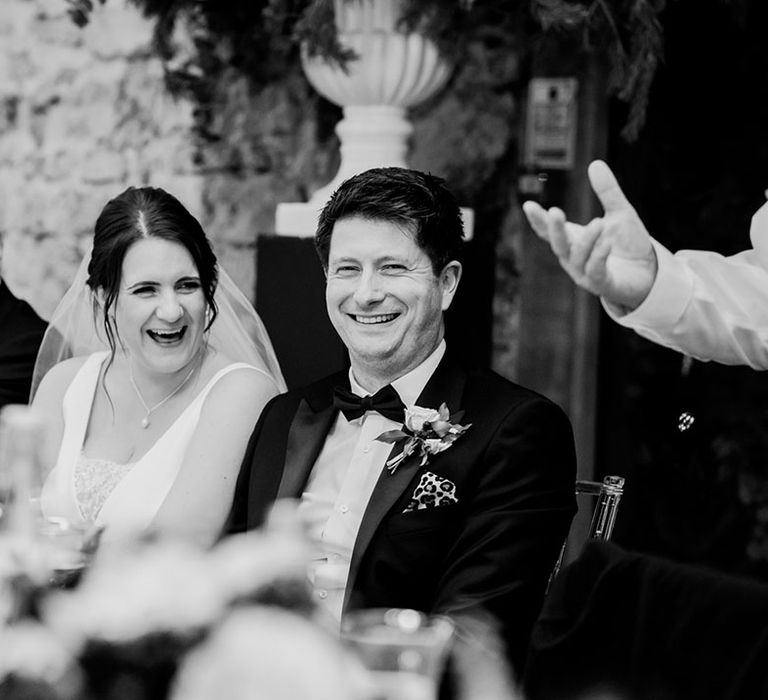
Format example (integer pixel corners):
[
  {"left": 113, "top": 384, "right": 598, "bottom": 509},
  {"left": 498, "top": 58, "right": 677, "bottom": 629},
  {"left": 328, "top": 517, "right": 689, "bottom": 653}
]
[{"left": 522, "top": 160, "right": 659, "bottom": 312}]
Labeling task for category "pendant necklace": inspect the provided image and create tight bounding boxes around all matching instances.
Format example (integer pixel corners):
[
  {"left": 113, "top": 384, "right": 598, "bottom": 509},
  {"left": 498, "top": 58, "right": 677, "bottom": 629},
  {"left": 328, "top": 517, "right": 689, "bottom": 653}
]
[{"left": 129, "top": 362, "right": 198, "bottom": 429}]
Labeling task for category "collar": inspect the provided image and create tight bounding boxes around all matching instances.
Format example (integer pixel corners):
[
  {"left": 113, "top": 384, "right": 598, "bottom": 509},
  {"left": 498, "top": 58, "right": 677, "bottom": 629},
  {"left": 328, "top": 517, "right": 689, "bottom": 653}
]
[{"left": 348, "top": 339, "right": 446, "bottom": 408}]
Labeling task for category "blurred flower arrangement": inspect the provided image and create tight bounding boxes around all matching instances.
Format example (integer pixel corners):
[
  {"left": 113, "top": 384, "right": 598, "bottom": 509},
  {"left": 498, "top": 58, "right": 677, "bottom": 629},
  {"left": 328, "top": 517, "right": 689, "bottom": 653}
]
[{"left": 0, "top": 503, "right": 367, "bottom": 700}]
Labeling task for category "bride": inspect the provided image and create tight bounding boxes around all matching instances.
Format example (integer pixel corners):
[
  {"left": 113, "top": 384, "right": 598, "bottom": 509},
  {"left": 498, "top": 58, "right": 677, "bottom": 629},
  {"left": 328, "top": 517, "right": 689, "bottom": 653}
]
[{"left": 31, "top": 186, "right": 286, "bottom": 547}]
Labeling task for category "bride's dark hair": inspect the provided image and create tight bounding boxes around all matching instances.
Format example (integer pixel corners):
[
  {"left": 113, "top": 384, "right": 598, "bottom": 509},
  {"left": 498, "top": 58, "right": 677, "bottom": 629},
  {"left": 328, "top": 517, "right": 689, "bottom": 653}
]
[{"left": 87, "top": 187, "right": 219, "bottom": 363}]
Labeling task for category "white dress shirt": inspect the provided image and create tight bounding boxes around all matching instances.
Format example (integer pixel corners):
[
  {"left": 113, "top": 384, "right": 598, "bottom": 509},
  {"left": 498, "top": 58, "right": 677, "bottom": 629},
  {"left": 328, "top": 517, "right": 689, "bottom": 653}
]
[
  {"left": 299, "top": 340, "right": 446, "bottom": 624},
  {"left": 603, "top": 200, "right": 768, "bottom": 369}
]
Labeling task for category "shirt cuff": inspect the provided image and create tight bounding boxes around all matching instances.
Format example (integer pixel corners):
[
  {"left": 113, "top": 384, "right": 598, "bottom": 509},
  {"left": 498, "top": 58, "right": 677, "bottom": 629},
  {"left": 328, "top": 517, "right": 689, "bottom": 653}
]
[{"left": 602, "top": 238, "right": 694, "bottom": 328}]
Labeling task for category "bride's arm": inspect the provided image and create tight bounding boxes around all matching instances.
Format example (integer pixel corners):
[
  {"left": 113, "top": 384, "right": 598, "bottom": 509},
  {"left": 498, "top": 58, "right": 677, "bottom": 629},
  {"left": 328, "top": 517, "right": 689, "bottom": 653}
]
[
  {"left": 30, "top": 356, "right": 88, "bottom": 472},
  {"left": 150, "top": 366, "right": 280, "bottom": 547}
]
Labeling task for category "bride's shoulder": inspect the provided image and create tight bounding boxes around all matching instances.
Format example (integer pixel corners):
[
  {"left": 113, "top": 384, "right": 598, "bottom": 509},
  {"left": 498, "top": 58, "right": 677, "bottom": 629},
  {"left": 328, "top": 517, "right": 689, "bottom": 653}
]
[
  {"left": 204, "top": 353, "right": 281, "bottom": 391},
  {"left": 199, "top": 354, "right": 281, "bottom": 412},
  {"left": 41, "top": 354, "right": 93, "bottom": 385},
  {"left": 32, "top": 354, "right": 93, "bottom": 408}
]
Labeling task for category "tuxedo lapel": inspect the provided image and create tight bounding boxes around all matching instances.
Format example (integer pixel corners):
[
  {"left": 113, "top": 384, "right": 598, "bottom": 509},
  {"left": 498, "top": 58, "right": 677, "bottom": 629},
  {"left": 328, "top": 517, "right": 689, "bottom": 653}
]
[
  {"left": 344, "top": 355, "right": 468, "bottom": 610},
  {"left": 277, "top": 400, "right": 336, "bottom": 499},
  {"left": 413, "top": 353, "right": 466, "bottom": 419},
  {"left": 276, "top": 374, "right": 345, "bottom": 499}
]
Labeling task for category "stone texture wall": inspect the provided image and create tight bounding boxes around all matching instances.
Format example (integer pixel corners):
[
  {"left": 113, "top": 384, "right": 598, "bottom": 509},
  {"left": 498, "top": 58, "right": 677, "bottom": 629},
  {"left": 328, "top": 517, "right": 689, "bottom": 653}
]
[
  {"left": 0, "top": 0, "right": 344, "bottom": 324},
  {"left": 0, "top": 0, "right": 205, "bottom": 317},
  {"left": 0, "top": 0, "right": 523, "bottom": 384}
]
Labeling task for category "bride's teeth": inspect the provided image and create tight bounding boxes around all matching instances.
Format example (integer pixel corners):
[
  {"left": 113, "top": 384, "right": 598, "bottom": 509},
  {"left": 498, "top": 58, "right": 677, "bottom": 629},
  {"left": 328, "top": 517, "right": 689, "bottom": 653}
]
[{"left": 148, "top": 327, "right": 185, "bottom": 341}]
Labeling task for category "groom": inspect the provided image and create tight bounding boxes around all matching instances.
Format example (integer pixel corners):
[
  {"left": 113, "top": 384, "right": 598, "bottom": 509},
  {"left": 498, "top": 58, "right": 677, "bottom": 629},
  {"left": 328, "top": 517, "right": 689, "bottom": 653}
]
[{"left": 228, "top": 167, "right": 576, "bottom": 672}]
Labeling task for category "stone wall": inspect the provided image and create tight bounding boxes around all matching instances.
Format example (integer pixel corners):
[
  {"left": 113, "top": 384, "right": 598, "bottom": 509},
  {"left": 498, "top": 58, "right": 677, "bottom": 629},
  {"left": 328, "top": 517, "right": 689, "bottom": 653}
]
[
  {"left": 0, "top": 0, "right": 204, "bottom": 317},
  {"left": 0, "top": 0, "right": 523, "bottom": 384},
  {"left": 0, "top": 0, "right": 345, "bottom": 324}
]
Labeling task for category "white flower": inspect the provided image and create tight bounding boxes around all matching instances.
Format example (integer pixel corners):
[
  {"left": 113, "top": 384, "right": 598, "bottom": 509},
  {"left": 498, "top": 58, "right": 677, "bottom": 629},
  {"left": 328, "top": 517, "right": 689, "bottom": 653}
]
[
  {"left": 169, "top": 607, "right": 369, "bottom": 700},
  {"left": 0, "top": 621, "right": 81, "bottom": 691},
  {"left": 210, "top": 529, "right": 309, "bottom": 603},
  {"left": 424, "top": 438, "right": 450, "bottom": 454},
  {"left": 43, "top": 538, "right": 225, "bottom": 645},
  {"left": 0, "top": 534, "right": 51, "bottom": 586},
  {"left": 404, "top": 405, "right": 442, "bottom": 432}
]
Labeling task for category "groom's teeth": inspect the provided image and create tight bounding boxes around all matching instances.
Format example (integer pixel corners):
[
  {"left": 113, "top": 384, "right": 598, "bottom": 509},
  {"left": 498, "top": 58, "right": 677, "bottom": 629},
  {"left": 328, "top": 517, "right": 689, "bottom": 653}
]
[{"left": 355, "top": 314, "right": 397, "bottom": 324}]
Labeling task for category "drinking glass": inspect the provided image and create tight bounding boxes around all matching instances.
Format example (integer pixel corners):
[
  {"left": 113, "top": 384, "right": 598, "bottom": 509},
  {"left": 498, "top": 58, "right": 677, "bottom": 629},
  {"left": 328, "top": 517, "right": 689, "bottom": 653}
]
[{"left": 341, "top": 608, "right": 454, "bottom": 700}]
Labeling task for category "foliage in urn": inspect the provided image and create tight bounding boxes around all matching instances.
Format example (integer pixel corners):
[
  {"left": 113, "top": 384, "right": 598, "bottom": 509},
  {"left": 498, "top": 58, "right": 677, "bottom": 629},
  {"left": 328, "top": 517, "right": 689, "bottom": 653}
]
[{"left": 65, "top": 0, "right": 673, "bottom": 142}]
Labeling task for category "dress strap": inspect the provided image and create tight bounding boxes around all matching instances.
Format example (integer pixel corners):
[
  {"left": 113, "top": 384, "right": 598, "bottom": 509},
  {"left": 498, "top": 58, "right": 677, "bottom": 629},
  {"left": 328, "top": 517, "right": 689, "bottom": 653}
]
[
  {"left": 192, "top": 362, "right": 268, "bottom": 406},
  {"left": 58, "top": 352, "right": 109, "bottom": 475}
]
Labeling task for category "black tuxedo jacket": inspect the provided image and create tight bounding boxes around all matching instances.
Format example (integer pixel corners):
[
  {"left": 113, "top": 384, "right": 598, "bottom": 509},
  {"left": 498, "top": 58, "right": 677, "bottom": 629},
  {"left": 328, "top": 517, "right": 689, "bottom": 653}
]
[
  {"left": 0, "top": 282, "right": 47, "bottom": 410},
  {"left": 228, "top": 354, "right": 577, "bottom": 672}
]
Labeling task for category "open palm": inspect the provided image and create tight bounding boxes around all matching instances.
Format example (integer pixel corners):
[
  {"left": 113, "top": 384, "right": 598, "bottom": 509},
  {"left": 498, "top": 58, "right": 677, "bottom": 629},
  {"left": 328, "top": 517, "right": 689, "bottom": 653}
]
[{"left": 523, "top": 160, "right": 658, "bottom": 311}]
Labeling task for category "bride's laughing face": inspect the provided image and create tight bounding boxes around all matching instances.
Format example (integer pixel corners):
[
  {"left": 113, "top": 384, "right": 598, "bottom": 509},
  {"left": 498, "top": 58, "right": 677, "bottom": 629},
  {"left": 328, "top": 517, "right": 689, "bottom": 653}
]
[{"left": 113, "top": 237, "right": 207, "bottom": 376}]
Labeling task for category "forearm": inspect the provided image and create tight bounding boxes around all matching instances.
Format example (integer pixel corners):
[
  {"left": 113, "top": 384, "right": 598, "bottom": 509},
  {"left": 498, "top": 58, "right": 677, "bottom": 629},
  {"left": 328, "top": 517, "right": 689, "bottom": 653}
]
[{"left": 605, "top": 239, "right": 768, "bottom": 369}]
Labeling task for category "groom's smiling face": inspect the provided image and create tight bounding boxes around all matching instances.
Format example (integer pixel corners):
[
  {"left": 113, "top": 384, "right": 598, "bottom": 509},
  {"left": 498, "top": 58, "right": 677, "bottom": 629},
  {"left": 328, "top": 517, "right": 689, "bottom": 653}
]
[{"left": 325, "top": 216, "right": 460, "bottom": 388}]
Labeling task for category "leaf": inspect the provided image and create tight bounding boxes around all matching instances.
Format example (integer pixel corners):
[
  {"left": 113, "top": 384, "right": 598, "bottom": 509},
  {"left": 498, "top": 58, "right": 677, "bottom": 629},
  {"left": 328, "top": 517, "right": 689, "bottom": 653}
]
[{"left": 376, "top": 429, "right": 408, "bottom": 444}]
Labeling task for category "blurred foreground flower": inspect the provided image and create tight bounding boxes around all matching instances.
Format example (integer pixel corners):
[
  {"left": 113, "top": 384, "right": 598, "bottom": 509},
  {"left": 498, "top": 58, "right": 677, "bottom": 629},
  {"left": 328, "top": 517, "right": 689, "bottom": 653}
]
[
  {"left": 0, "top": 534, "right": 52, "bottom": 624},
  {"left": 0, "top": 499, "right": 341, "bottom": 700},
  {"left": 0, "top": 621, "right": 82, "bottom": 700},
  {"left": 170, "top": 607, "right": 372, "bottom": 700}
]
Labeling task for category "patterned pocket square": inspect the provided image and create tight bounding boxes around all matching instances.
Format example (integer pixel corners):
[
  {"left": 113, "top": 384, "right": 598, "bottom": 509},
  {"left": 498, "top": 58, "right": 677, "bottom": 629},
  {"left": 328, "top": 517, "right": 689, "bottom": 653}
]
[{"left": 403, "top": 471, "right": 458, "bottom": 513}]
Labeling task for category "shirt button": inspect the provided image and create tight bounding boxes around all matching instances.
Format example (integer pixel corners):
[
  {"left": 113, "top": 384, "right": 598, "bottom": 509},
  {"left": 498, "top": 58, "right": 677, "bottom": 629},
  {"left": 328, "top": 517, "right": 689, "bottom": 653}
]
[
  {"left": 362, "top": 445, "right": 371, "bottom": 453},
  {"left": 317, "top": 589, "right": 328, "bottom": 599},
  {"left": 339, "top": 504, "right": 349, "bottom": 514}
]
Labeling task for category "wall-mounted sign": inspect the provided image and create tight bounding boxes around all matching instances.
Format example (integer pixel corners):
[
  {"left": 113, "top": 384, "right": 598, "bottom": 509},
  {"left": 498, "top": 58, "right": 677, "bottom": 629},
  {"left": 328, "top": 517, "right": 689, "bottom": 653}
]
[{"left": 523, "top": 77, "right": 578, "bottom": 170}]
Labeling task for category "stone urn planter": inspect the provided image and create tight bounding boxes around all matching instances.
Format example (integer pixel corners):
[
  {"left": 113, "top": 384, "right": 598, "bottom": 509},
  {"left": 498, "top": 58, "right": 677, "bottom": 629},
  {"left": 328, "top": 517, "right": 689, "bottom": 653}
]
[{"left": 275, "top": 0, "right": 456, "bottom": 235}]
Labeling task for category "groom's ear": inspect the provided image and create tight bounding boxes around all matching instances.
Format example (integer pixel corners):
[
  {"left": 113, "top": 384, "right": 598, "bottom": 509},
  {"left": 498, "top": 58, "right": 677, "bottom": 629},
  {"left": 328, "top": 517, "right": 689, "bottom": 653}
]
[{"left": 439, "top": 261, "right": 462, "bottom": 311}]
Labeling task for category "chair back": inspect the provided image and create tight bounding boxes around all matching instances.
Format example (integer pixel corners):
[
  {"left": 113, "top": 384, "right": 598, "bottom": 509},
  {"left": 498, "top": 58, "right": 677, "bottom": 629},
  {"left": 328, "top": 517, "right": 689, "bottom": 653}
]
[{"left": 547, "top": 475, "right": 625, "bottom": 590}]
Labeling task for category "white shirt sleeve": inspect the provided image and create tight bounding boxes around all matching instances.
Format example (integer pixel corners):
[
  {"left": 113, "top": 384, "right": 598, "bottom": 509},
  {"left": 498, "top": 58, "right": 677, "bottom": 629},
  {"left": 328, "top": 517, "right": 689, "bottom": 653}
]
[{"left": 602, "top": 205, "right": 768, "bottom": 369}]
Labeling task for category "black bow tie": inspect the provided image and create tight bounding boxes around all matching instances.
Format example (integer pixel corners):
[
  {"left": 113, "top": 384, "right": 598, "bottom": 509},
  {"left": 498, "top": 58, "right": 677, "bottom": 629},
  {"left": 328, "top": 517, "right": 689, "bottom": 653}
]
[{"left": 332, "top": 384, "right": 405, "bottom": 423}]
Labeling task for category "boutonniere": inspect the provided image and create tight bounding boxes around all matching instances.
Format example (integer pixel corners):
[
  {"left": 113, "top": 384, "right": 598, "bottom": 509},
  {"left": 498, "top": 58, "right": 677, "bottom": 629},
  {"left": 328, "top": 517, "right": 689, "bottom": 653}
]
[{"left": 376, "top": 403, "right": 471, "bottom": 475}]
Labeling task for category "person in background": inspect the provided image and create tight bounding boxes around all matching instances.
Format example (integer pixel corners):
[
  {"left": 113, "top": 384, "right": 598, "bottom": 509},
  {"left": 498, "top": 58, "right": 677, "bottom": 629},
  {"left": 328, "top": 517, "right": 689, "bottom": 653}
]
[
  {"left": 0, "top": 234, "right": 47, "bottom": 410},
  {"left": 32, "top": 186, "right": 286, "bottom": 547},
  {"left": 228, "top": 167, "right": 577, "bottom": 675},
  {"left": 523, "top": 159, "right": 768, "bottom": 368},
  {"left": 521, "top": 159, "right": 768, "bottom": 700}
]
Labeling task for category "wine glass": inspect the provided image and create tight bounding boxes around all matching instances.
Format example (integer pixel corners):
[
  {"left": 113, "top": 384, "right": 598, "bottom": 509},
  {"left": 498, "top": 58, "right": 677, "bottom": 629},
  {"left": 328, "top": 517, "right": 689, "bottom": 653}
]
[{"left": 341, "top": 608, "right": 454, "bottom": 700}]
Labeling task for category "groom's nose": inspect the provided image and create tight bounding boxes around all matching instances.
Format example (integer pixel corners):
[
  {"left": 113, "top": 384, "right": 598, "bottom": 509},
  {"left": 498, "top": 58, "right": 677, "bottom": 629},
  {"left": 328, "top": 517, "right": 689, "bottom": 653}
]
[{"left": 353, "top": 269, "right": 385, "bottom": 306}]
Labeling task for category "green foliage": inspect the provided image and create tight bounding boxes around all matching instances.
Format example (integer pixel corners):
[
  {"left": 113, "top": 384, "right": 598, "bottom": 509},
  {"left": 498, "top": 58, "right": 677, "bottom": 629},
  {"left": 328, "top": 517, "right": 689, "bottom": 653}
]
[
  {"left": 532, "top": 0, "right": 666, "bottom": 140},
  {"left": 64, "top": 0, "right": 670, "bottom": 143}
]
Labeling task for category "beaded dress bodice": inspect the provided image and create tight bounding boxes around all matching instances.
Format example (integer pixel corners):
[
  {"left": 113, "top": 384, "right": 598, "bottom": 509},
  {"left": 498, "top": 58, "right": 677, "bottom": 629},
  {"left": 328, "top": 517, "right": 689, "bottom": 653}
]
[{"left": 74, "top": 454, "right": 135, "bottom": 522}]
